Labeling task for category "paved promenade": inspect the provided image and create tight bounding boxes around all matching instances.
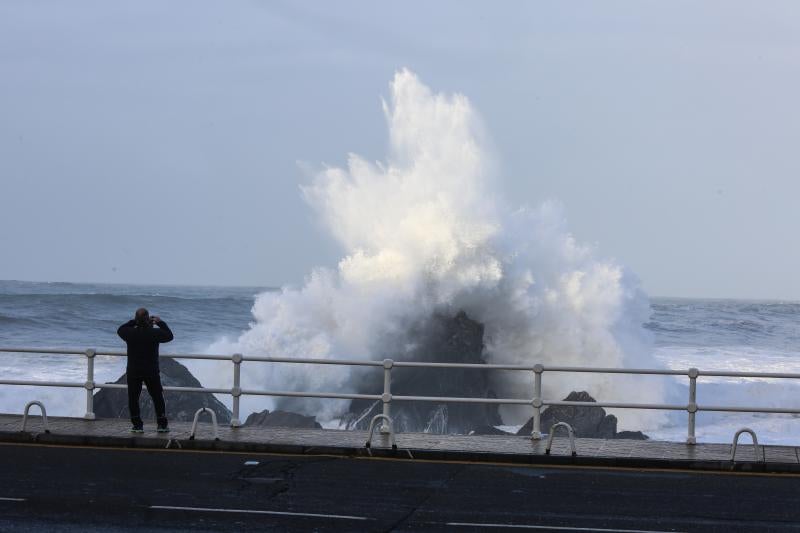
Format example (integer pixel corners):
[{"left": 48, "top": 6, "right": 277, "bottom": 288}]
[
  {"left": 4, "top": 442, "right": 800, "bottom": 532},
  {"left": 2, "top": 413, "right": 799, "bottom": 473}
]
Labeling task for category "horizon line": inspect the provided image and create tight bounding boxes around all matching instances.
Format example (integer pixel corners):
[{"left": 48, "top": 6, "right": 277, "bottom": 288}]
[{"left": 1, "top": 278, "right": 798, "bottom": 304}]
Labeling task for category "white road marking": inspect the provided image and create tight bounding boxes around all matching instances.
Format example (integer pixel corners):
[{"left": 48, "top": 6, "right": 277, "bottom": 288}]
[
  {"left": 149, "top": 505, "right": 369, "bottom": 521},
  {"left": 447, "top": 523, "right": 685, "bottom": 533},
  {"left": 0, "top": 497, "right": 26, "bottom": 502}
]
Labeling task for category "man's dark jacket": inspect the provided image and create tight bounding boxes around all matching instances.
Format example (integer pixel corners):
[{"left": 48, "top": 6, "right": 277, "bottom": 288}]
[{"left": 117, "top": 320, "right": 174, "bottom": 376}]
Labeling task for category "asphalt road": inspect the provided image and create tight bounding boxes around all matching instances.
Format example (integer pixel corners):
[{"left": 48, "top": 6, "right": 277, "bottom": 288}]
[{"left": 0, "top": 442, "right": 798, "bottom": 532}]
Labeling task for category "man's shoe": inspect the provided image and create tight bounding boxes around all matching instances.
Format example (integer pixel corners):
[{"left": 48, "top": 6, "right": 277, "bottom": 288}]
[
  {"left": 131, "top": 418, "right": 144, "bottom": 433},
  {"left": 156, "top": 417, "right": 169, "bottom": 433}
]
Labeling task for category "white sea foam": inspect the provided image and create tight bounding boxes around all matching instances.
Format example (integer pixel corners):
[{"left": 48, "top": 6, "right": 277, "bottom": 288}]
[
  {"left": 199, "top": 69, "right": 667, "bottom": 430},
  {"left": 0, "top": 353, "right": 125, "bottom": 419},
  {"left": 646, "top": 346, "right": 800, "bottom": 443}
]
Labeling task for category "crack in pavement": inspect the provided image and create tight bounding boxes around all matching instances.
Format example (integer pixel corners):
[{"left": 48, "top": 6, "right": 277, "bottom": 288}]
[{"left": 383, "top": 463, "right": 466, "bottom": 533}]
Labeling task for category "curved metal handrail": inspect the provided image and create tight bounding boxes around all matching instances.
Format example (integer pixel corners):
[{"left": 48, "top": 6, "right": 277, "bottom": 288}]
[
  {"left": 545, "top": 422, "right": 577, "bottom": 457},
  {"left": 365, "top": 414, "right": 397, "bottom": 450},
  {"left": 731, "top": 427, "right": 762, "bottom": 462},
  {"left": 21, "top": 400, "right": 50, "bottom": 433},
  {"left": 188, "top": 408, "right": 220, "bottom": 441}
]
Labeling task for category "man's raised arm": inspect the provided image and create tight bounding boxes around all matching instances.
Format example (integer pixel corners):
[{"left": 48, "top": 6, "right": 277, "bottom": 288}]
[
  {"left": 117, "top": 319, "right": 136, "bottom": 341},
  {"left": 152, "top": 317, "right": 174, "bottom": 343}
]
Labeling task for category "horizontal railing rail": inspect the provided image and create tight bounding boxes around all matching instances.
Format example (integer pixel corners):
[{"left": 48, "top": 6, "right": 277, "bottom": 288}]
[{"left": 1, "top": 346, "right": 799, "bottom": 444}]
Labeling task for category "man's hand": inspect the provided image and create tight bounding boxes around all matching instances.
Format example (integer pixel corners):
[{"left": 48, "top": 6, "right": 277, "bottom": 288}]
[{"left": 150, "top": 316, "right": 161, "bottom": 324}]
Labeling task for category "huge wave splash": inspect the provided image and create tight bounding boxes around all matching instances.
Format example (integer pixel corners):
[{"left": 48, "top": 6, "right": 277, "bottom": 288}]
[{"left": 205, "top": 70, "right": 666, "bottom": 431}]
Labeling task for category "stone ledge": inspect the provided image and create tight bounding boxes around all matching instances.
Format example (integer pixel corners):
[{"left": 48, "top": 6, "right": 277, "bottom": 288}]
[{"left": 1, "top": 413, "right": 797, "bottom": 474}]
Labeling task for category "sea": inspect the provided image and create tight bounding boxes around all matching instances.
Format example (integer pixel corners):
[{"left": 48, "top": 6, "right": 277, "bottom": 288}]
[{"left": 1, "top": 279, "right": 798, "bottom": 444}]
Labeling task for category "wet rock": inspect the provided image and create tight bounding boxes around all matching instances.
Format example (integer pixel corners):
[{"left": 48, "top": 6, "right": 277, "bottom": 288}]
[
  {"left": 93, "top": 357, "right": 232, "bottom": 423},
  {"left": 243, "top": 409, "right": 322, "bottom": 429},
  {"left": 516, "top": 391, "right": 648, "bottom": 440},
  {"left": 344, "top": 311, "right": 502, "bottom": 434},
  {"left": 615, "top": 430, "right": 649, "bottom": 440}
]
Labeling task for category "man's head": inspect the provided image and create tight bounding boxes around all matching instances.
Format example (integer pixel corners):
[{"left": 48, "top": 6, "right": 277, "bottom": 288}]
[{"left": 135, "top": 308, "right": 150, "bottom": 327}]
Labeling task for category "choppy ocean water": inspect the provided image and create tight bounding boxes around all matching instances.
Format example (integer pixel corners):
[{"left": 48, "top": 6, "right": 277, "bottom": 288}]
[{"left": 0, "top": 280, "right": 798, "bottom": 444}]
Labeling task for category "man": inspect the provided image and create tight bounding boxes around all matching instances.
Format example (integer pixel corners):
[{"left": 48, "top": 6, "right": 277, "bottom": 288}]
[{"left": 117, "top": 308, "right": 174, "bottom": 433}]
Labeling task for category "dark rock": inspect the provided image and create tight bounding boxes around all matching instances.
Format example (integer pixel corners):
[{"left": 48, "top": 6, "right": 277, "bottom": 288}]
[
  {"left": 469, "top": 425, "right": 513, "bottom": 436},
  {"left": 615, "top": 430, "right": 649, "bottom": 440},
  {"left": 243, "top": 409, "right": 322, "bottom": 429},
  {"left": 343, "top": 311, "right": 501, "bottom": 434},
  {"left": 93, "top": 357, "right": 232, "bottom": 423},
  {"left": 517, "top": 391, "right": 648, "bottom": 440}
]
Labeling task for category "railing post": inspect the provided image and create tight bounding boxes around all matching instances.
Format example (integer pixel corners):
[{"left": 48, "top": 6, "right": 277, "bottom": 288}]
[
  {"left": 687, "top": 367, "right": 699, "bottom": 444},
  {"left": 531, "top": 364, "right": 543, "bottom": 440},
  {"left": 381, "top": 359, "right": 393, "bottom": 434},
  {"left": 231, "top": 353, "right": 243, "bottom": 427},
  {"left": 84, "top": 349, "right": 96, "bottom": 420}
]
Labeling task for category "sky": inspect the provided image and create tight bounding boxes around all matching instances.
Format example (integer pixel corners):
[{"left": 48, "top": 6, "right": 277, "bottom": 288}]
[{"left": 1, "top": 1, "right": 799, "bottom": 300}]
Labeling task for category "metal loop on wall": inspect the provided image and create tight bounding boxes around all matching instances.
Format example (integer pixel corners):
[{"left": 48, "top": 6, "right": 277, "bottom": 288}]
[
  {"left": 731, "top": 427, "right": 762, "bottom": 462},
  {"left": 21, "top": 400, "right": 50, "bottom": 433},
  {"left": 365, "top": 414, "right": 397, "bottom": 450},
  {"left": 189, "top": 407, "right": 220, "bottom": 441},
  {"left": 545, "top": 421, "right": 577, "bottom": 457}
]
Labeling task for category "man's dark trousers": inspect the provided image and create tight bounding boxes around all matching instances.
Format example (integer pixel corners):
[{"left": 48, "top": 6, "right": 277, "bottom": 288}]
[{"left": 127, "top": 373, "right": 166, "bottom": 424}]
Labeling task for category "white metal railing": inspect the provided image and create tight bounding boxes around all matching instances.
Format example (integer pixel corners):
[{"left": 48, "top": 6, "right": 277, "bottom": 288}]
[{"left": 1, "top": 346, "right": 800, "bottom": 444}]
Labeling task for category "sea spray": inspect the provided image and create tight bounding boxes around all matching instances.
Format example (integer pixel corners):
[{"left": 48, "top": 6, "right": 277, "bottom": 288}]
[{"left": 204, "top": 69, "right": 667, "bottom": 431}]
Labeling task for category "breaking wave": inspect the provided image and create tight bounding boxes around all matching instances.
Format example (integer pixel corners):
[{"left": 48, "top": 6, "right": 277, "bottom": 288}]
[{"left": 202, "top": 69, "right": 667, "bottom": 431}]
